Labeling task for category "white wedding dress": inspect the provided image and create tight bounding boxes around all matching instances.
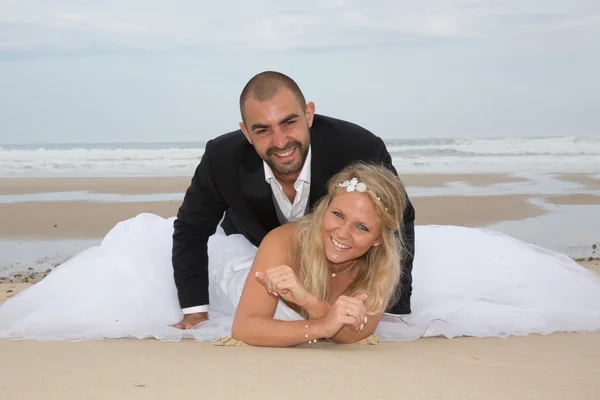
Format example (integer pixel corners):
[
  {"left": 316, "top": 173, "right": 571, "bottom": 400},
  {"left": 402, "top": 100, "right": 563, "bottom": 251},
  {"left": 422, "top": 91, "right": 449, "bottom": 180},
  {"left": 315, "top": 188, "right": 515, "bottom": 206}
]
[{"left": 1, "top": 213, "right": 599, "bottom": 342}]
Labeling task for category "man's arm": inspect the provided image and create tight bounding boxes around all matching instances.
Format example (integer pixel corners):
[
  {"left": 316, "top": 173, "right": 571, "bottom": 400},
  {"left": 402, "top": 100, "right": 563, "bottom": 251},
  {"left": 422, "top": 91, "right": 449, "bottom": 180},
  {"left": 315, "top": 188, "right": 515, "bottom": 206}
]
[
  {"left": 172, "top": 139, "right": 228, "bottom": 316},
  {"left": 374, "top": 138, "right": 415, "bottom": 315}
]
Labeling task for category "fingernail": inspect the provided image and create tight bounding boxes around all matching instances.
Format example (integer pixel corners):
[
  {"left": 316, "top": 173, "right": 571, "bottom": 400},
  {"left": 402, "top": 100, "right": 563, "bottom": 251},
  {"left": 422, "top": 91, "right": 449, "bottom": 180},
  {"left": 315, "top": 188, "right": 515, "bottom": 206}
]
[
  {"left": 255, "top": 272, "right": 259, "bottom": 277},
  {"left": 360, "top": 324, "right": 364, "bottom": 331},
  {"left": 274, "top": 293, "right": 279, "bottom": 297},
  {"left": 364, "top": 316, "right": 368, "bottom": 324}
]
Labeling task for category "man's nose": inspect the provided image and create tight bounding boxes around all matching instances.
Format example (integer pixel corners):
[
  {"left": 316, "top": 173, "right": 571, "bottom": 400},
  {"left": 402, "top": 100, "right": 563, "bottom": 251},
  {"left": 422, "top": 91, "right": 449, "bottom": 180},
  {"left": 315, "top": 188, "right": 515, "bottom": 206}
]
[{"left": 271, "top": 127, "right": 288, "bottom": 149}]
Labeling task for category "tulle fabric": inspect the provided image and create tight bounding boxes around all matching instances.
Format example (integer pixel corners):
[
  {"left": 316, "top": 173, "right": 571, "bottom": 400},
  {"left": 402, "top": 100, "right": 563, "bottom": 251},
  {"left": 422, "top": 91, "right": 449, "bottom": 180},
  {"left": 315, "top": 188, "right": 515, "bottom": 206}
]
[{"left": 1, "top": 213, "right": 599, "bottom": 342}]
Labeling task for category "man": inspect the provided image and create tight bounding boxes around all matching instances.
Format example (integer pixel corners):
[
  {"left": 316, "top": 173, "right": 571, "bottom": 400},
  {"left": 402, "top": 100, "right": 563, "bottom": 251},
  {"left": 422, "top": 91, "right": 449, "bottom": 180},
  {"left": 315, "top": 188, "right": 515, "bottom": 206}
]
[{"left": 171, "top": 71, "right": 415, "bottom": 329}]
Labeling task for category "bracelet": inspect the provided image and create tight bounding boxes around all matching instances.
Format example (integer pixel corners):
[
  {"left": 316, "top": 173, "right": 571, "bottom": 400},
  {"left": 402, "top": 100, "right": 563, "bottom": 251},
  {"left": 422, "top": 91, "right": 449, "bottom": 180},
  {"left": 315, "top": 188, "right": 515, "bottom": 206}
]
[{"left": 305, "top": 323, "right": 316, "bottom": 344}]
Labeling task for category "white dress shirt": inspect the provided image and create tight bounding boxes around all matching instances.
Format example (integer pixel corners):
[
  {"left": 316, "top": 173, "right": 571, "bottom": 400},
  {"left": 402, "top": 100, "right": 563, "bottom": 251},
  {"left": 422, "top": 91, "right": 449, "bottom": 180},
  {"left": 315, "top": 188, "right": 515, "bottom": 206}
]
[
  {"left": 264, "top": 146, "right": 312, "bottom": 224},
  {"left": 182, "top": 147, "right": 312, "bottom": 315}
]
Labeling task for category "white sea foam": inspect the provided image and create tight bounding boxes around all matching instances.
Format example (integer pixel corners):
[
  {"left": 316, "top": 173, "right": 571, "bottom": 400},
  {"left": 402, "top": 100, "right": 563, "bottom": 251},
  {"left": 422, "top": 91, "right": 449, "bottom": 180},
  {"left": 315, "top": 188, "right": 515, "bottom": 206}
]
[
  {"left": 0, "top": 135, "right": 599, "bottom": 177},
  {"left": 0, "top": 145, "right": 205, "bottom": 177},
  {"left": 386, "top": 135, "right": 600, "bottom": 173}
]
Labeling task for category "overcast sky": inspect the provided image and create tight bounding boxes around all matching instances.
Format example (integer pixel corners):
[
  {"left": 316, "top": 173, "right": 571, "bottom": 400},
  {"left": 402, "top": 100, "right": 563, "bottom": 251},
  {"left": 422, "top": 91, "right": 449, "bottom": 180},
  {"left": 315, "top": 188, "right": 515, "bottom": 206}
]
[{"left": 1, "top": 0, "right": 599, "bottom": 144}]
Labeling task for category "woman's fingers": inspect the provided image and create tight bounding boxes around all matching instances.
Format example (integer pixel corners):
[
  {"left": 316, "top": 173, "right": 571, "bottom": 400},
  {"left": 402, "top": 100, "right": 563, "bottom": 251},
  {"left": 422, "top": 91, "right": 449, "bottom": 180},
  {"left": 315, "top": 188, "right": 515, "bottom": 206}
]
[
  {"left": 268, "top": 270, "right": 289, "bottom": 293},
  {"left": 338, "top": 315, "right": 359, "bottom": 330},
  {"left": 254, "top": 270, "right": 281, "bottom": 296},
  {"left": 335, "top": 298, "right": 367, "bottom": 330},
  {"left": 268, "top": 268, "right": 297, "bottom": 295},
  {"left": 275, "top": 279, "right": 296, "bottom": 295},
  {"left": 336, "top": 304, "right": 362, "bottom": 330},
  {"left": 255, "top": 267, "right": 298, "bottom": 297}
]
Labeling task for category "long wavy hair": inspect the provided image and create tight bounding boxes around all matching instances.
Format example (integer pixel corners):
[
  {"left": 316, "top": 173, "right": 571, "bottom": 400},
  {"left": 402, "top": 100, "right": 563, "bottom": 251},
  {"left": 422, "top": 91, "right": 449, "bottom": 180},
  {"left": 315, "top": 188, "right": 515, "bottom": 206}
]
[{"left": 294, "top": 162, "right": 408, "bottom": 315}]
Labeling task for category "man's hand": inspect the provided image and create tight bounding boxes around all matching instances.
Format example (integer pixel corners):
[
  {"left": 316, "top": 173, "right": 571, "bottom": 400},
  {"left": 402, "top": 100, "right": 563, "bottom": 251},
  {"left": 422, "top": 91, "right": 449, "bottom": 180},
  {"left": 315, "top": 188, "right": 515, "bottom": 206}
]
[{"left": 171, "top": 312, "right": 208, "bottom": 329}]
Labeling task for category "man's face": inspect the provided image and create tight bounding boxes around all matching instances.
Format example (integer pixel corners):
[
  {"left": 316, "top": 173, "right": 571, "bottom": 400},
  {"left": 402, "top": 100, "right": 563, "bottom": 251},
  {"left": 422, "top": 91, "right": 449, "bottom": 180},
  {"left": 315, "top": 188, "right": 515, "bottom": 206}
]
[{"left": 240, "top": 88, "right": 314, "bottom": 178}]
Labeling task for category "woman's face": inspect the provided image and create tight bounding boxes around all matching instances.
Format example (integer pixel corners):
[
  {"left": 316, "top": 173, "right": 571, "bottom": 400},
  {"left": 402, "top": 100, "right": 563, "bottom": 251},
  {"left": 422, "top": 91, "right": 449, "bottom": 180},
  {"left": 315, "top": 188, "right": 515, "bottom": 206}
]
[{"left": 320, "top": 191, "right": 383, "bottom": 266}]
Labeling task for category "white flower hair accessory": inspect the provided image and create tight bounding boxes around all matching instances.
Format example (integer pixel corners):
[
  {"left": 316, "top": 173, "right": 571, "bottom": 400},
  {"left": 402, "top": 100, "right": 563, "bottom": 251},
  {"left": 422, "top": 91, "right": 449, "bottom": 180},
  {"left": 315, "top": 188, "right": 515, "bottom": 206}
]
[
  {"left": 337, "top": 177, "right": 388, "bottom": 211},
  {"left": 338, "top": 177, "right": 366, "bottom": 193}
]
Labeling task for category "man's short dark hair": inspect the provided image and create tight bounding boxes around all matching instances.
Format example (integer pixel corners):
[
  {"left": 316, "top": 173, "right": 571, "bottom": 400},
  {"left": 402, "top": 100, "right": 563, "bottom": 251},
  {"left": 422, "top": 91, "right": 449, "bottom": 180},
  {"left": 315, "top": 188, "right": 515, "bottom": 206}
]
[{"left": 239, "top": 71, "right": 307, "bottom": 123}]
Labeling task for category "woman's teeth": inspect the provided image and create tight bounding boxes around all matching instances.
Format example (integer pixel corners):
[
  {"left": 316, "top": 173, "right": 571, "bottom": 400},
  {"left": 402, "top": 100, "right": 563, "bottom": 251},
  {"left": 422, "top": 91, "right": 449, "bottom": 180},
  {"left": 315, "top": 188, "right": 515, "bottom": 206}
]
[{"left": 331, "top": 237, "right": 350, "bottom": 250}]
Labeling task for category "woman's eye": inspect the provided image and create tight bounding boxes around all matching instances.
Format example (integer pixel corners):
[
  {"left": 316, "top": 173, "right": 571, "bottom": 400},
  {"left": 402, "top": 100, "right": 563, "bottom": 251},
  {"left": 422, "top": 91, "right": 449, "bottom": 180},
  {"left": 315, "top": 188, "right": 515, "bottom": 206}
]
[
  {"left": 333, "top": 211, "right": 343, "bottom": 218},
  {"left": 357, "top": 224, "right": 369, "bottom": 232}
]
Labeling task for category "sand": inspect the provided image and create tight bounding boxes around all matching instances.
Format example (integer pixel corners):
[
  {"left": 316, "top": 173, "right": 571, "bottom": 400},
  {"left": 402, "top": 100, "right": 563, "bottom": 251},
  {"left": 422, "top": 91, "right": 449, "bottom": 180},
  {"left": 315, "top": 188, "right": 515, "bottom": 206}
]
[
  {"left": 2, "top": 259, "right": 600, "bottom": 400},
  {"left": 1, "top": 174, "right": 600, "bottom": 399},
  {"left": 0, "top": 194, "right": 548, "bottom": 239},
  {"left": 400, "top": 172, "right": 532, "bottom": 188},
  {"left": 0, "top": 176, "right": 193, "bottom": 195},
  {"left": 0, "top": 333, "right": 599, "bottom": 400},
  {"left": 1, "top": 262, "right": 600, "bottom": 400},
  {"left": 3, "top": 194, "right": 597, "bottom": 239},
  {"left": 0, "top": 174, "right": 550, "bottom": 239},
  {"left": 552, "top": 173, "right": 600, "bottom": 190},
  {"left": 0, "top": 201, "right": 181, "bottom": 239},
  {"left": 0, "top": 173, "right": 532, "bottom": 195},
  {"left": 545, "top": 194, "right": 600, "bottom": 205}
]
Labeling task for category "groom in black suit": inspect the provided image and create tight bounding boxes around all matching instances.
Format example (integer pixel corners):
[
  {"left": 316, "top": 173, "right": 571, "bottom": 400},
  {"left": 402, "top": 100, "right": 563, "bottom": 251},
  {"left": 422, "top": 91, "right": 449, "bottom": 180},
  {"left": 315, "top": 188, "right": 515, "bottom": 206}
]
[{"left": 171, "top": 71, "right": 415, "bottom": 329}]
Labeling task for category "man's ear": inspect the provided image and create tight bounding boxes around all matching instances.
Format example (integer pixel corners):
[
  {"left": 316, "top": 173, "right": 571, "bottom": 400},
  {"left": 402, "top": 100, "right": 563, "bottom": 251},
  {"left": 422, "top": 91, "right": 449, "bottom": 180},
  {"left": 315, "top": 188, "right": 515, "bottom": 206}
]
[
  {"left": 305, "top": 101, "right": 316, "bottom": 128},
  {"left": 239, "top": 122, "right": 252, "bottom": 144}
]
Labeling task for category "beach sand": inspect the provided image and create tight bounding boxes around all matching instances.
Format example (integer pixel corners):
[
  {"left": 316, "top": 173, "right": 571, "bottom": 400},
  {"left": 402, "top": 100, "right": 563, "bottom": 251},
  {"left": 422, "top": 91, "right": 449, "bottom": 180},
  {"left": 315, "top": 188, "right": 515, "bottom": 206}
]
[
  {"left": 1, "top": 174, "right": 600, "bottom": 399},
  {"left": 552, "top": 173, "right": 600, "bottom": 190},
  {"left": 0, "top": 201, "right": 181, "bottom": 239},
  {"left": 0, "top": 195, "right": 550, "bottom": 239},
  {"left": 0, "top": 173, "right": 533, "bottom": 195},
  {"left": 1, "top": 262, "right": 599, "bottom": 400},
  {"left": 3, "top": 173, "right": 600, "bottom": 239}
]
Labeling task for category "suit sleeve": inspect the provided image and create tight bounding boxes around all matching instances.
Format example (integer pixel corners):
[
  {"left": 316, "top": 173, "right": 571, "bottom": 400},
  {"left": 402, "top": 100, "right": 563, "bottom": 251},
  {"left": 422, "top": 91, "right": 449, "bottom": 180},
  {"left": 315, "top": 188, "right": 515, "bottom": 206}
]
[
  {"left": 375, "top": 138, "right": 415, "bottom": 314},
  {"left": 171, "top": 139, "right": 228, "bottom": 310}
]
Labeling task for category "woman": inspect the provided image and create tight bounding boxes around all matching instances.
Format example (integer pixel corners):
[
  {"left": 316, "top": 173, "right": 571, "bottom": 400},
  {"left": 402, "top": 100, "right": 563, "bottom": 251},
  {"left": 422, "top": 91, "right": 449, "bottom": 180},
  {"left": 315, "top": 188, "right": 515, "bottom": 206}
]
[
  {"left": 232, "top": 162, "right": 407, "bottom": 346},
  {"left": 1, "top": 163, "right": 599, "bottom": 344}
]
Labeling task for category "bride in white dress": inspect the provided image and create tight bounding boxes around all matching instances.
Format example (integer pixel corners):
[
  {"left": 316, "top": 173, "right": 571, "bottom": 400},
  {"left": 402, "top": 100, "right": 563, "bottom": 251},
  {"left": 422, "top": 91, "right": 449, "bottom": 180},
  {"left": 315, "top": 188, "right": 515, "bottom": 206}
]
[{"left": 1, "top": 163, "right": 600, "bottom": 344}]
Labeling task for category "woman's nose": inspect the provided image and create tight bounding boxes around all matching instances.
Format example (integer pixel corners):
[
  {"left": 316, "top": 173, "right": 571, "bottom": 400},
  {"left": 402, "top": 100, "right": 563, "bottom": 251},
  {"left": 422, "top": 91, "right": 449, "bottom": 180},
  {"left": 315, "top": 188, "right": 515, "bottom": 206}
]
[{"left": 337, "top": 223, "right": 351, "bottom": 239}]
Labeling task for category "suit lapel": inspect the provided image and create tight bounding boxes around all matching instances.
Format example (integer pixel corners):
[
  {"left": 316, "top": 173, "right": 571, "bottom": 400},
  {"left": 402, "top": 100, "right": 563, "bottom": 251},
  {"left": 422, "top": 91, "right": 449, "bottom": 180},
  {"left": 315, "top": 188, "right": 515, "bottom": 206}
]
[
  {"left": 308, "top": 128, "right": 336, "bottom": 211},
  {"left": 239, "top": 145, "right": 280, "bottom": 239}
]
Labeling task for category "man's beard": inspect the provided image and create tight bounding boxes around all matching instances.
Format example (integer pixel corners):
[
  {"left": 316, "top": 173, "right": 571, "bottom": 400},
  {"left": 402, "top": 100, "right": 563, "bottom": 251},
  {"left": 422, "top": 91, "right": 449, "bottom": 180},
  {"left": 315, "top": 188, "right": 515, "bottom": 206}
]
[{"left": 265, "top": 140, "right": 309, "bottom": 175}]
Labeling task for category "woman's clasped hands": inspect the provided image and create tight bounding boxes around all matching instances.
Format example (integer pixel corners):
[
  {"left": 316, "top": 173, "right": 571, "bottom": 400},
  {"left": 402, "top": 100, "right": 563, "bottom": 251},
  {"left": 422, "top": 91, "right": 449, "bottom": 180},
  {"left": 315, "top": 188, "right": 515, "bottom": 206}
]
[
  {"left": 319, "top": 294, "right": 369, "bottom": 337},
  {"left": 255, "top": 265, "right": 369, "bottom": 339}
]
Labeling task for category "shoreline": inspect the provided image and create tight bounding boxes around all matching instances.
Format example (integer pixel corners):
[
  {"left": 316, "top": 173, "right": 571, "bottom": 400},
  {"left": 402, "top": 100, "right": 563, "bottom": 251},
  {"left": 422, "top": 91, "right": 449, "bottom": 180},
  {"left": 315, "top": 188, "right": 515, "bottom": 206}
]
[
  {"left": 2, "top": 172, "right": 600, "bottom": 195},
  {"left": 2, "top": 192, "right": 600, "bottom": 239}
]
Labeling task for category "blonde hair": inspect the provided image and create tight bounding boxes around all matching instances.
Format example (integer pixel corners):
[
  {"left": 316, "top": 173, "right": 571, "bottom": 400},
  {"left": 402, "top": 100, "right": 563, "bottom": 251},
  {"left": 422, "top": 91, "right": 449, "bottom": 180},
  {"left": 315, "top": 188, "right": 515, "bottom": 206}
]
[{"left": 295, "top": 162, "right": 407, "bottom": 315}]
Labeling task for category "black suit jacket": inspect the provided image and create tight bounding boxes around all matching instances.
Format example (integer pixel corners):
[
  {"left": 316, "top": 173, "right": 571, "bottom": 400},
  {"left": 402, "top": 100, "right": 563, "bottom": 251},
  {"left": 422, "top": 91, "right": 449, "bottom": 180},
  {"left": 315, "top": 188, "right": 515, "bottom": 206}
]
[{"left": 172, "top": 114, "right": 415, "bottom": 314}]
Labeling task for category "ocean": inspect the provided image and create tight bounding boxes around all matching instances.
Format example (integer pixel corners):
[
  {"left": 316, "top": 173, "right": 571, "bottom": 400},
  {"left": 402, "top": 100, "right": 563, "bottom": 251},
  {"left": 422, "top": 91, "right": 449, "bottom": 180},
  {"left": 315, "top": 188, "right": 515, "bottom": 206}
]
[{"left": 1, "top": 135, "right": 599, "bottom": 178}]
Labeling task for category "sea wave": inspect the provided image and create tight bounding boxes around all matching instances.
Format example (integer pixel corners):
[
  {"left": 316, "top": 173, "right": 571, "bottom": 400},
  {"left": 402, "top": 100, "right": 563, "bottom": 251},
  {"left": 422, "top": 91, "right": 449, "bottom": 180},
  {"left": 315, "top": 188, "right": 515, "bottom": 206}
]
[{"left": 1, "top": 135, "right": 598, "bottom": 177}]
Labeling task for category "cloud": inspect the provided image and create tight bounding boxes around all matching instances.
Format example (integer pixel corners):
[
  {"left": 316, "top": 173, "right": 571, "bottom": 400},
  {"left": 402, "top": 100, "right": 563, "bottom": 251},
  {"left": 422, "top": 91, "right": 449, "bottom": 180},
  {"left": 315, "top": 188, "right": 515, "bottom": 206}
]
[{"left": 0, "top": 0, "right": 598, "bottom": 56}]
